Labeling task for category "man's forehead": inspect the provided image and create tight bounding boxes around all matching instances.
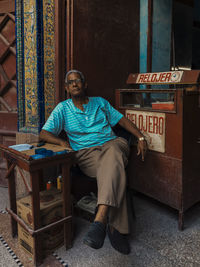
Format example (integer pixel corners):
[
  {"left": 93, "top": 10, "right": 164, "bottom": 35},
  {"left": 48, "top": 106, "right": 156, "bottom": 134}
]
[{"left": 68, "top": 72, "right": 81, "bottom": 80}]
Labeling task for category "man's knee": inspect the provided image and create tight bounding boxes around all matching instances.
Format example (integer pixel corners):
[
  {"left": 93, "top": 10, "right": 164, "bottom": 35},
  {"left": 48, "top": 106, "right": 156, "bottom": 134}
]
[
  {"left": 104, "top": 138, "right": 129, "bottom": 155},
  {"left": 102, "top": 142, "right": 129, "bottom": 166}
]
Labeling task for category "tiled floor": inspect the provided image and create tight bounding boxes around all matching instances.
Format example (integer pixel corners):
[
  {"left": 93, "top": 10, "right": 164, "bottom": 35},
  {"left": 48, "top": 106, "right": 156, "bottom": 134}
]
[{"left": 1, "top": 186, "right": 200, "bottom": 267}]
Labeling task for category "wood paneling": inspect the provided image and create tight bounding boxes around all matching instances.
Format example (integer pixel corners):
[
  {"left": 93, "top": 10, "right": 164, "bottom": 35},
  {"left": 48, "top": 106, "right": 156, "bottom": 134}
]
[
  {"left": 66, "top": 0, "right": 140, "bottom": 105},
  {"left": 0, "top": 0, "right": 15, "bottom": 14}
]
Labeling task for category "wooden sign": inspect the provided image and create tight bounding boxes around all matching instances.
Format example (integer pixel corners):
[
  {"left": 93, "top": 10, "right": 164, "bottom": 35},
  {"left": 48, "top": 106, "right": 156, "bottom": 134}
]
[
  {"left": 125, "top": 110, "right": 166, "bottom": 153},
  {"left": 136, "top": 71, "right": 183, "bottom": 84},
  {"left": 127, "top": 70, "right": 200, "bottom": 84}
]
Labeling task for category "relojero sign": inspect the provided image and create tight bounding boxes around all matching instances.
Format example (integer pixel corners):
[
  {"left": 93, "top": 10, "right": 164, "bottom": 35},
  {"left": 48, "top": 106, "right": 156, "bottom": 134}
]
[
  {"left": 126, "top": 110, "right": 166, "bottom": 153},
  {"left": 136, "top": 71, "right": 183, "bottom": 84}
]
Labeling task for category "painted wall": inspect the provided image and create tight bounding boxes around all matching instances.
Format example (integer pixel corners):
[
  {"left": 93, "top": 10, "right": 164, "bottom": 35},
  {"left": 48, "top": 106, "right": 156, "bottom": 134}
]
[
  {"left": 151, "top": 0, "right": 172, "bottom": 72},
  {"left": 139, "top": 0, "right": 172, "bottom": 74},
  {"left": 140, "top": 0, "right": 148, "bottom": 74}
]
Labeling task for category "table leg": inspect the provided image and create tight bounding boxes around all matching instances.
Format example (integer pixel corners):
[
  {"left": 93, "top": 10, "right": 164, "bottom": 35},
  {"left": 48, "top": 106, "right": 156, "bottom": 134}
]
[
  {"left": 62, "top": 162, "right": 73, "bottom": 249},
  {"left": 6, "top": 159, "right": 17, "bottom": 237},
  {"left": 30, "top": 170, "right": 43, "bottom": 266},
  {"left": 38, "top": 169, "right": 44, "bottom": 191}
]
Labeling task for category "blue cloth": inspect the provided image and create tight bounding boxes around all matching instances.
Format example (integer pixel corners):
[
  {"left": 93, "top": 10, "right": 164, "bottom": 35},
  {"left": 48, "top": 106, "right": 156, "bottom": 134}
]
[{"left": 42, "top": 97, "right": 123, "bottom": 151}]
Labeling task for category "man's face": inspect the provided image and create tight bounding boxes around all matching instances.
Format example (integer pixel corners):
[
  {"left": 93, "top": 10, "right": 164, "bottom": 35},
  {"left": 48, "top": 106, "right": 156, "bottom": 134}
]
[{"left": 66, "top": 72, "right": 85, "bottom": 97}]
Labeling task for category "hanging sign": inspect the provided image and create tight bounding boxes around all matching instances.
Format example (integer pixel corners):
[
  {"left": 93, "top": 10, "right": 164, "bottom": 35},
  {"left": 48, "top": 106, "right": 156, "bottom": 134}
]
[{"left": 126, "top": 110, "right": 166, "bottom": 153}]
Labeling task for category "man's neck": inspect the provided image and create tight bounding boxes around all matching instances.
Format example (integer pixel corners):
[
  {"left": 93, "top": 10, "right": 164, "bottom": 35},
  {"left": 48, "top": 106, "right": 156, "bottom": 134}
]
[{"left": 72, "top": 96, "right": 89, "bottom": 111}]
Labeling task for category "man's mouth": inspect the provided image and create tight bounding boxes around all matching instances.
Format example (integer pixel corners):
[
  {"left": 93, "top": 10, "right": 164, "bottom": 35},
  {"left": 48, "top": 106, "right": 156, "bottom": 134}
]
[{"left": 72, "top": 87, "right": 81, "bottom": 93}]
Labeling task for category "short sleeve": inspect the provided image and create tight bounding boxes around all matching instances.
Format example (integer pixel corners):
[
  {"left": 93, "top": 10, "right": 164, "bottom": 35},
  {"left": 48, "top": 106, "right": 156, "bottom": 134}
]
[
  {"left": 42, "top": 103, "right": 64, "bottom": 136},
  {"left": 101, "top": 98, "right": 123, "bottom": 127}
]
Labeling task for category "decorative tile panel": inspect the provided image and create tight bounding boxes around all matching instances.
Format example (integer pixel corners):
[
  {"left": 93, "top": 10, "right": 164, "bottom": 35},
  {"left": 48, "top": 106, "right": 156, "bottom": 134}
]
[
  {"left": 23, "top": 0, "right": 38, "bottom": 128},
  {"left": 43, "top": 0, "right": 56, "bottom": 120},
  {"left": 16, "top": 0, "right": 56, "bottom": 133}
]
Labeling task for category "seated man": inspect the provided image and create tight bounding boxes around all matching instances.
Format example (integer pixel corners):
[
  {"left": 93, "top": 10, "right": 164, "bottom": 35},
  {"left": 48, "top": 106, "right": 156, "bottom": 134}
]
[{"left": 39, "top": 70, "right": 147, "bottom": 255}]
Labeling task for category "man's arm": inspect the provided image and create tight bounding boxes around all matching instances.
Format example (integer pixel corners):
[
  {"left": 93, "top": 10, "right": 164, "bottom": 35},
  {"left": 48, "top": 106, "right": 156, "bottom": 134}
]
[
  {"left": 39, "top": 129, "right": 73, "bottom": 150},
  {"left": 118, "top": 116, "right": 147, "bottom": 161}
]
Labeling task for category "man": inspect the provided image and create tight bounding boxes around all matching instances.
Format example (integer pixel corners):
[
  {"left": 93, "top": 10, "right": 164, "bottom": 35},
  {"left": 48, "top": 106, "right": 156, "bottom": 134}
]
[{"left": 39, "top": 70, "right": 147, "bottom": 254}]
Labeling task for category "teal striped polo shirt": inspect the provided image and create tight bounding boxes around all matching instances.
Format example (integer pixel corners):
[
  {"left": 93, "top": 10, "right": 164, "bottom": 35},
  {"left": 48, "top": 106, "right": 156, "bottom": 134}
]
[{"left": 42, "top": 97, "right": 123, "bottom": 151}]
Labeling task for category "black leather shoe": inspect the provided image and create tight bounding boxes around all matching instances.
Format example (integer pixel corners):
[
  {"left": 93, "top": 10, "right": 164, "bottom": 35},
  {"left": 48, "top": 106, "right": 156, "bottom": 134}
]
[
  {"left": 107, "top": 225, "right": 130, "bottom": 255},
  {"left": 83, "top": 221, "right": 106, "bottom": 249}
]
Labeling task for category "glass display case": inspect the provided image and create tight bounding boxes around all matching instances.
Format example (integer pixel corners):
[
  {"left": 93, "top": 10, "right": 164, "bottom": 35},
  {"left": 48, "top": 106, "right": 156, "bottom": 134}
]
[{"left": 118, "top": 89, "right": 176, "bottom": 112}]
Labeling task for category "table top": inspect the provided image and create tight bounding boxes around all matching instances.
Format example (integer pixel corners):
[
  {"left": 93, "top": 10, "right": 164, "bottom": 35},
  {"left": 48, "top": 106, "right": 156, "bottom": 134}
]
[
  {"left": 22, "top": 143, "right": 69, "bottom": 156},
  {"left": 0, "top": 143, "right": 74, "bottom": 171}
]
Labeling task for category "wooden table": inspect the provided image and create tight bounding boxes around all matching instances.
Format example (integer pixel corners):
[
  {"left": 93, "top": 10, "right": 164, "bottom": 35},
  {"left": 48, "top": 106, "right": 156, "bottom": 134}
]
[{"left": 0, "top": 143, "right": 74, "bottom": 266}]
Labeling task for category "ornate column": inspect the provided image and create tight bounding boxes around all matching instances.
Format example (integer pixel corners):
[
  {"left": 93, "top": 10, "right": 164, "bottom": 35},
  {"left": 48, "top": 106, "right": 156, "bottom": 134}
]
[{"left": 15, "top": 0, "right": 56, "bottom": 134}]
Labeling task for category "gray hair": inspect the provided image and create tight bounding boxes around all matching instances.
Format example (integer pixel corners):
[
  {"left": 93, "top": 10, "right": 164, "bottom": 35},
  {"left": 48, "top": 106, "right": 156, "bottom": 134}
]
[{"left": 65, "top": 70, "right": 85, "bottom": 84}]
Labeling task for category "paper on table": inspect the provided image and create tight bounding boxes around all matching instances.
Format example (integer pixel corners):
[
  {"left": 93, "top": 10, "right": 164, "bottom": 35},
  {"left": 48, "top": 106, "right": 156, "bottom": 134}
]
[{"left": 9, "top": 144, "right": 33, "bottom": 151}]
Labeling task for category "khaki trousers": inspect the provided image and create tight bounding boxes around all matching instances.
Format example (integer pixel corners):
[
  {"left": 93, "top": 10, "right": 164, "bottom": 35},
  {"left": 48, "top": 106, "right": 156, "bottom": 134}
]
[{"left": 74, "top": 137, "right": 130, "bottom": 234}]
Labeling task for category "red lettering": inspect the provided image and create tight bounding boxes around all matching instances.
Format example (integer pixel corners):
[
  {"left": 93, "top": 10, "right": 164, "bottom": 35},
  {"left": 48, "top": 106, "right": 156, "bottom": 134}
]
[
  {"left": 143, "top": 74, "right": 149, "bottom": 82},
  {"left": 138, "top": 74, "right": 144, "bottom": 83},
  {"left": 156, "top": 73, "right": 161, "bottom": 82},
  {"left": 153, "top": 116, "right": 159, "bottom": 134},
  {"left": 148, "top": 116, "right": 153, "bottom": 133},
  {"left": 151, "top": 74, "right": 157, "bottom": 82},
  {"left": 138, "top": 72, "right": 174, "bottom": 84},
  {"left": 161, "top": 73, "right": 166, "bottom": 82},
  {"left": 132, "top": 114, "right": 137, "bottom": 125},
  {"left": 147, "top": 74, "right": 152, "bottom": 83},
  {"left": 159, "top": 117, "right": 164, "bottom": 135},
  {"left": 138, "top": 115, "right": 143, "bottom": 131},
  {"left": 126, "top": 113, "right": 137, "bottom": 125},
  {"left": 128, "top": 113, "right": 165, "bottom": 137},
  {"left": 142, "top": 115, "right": 147, "bottom": 132},
  {"left": 165, "top": 72, "right": 171, "bottom": 82}
]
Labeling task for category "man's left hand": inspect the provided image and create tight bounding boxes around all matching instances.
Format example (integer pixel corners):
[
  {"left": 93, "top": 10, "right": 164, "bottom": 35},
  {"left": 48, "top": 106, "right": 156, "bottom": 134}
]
[{"left": 137, "top": 139, "right": 148, "bottom": 161}]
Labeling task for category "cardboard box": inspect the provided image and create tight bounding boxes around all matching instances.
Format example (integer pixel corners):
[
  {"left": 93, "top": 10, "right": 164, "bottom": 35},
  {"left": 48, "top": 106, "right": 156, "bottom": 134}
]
[
  {"left": 17, "top": 188, "right": 64, "bottom": 257},
  {"left": 18, "top": 223, "right": 64, "bottom": 257},
  {"left": 17, "top": 187, "right": 63, "bottom": 227},
  {"left": 18, "top": 223, "right": 34, "bottom": 256}
]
